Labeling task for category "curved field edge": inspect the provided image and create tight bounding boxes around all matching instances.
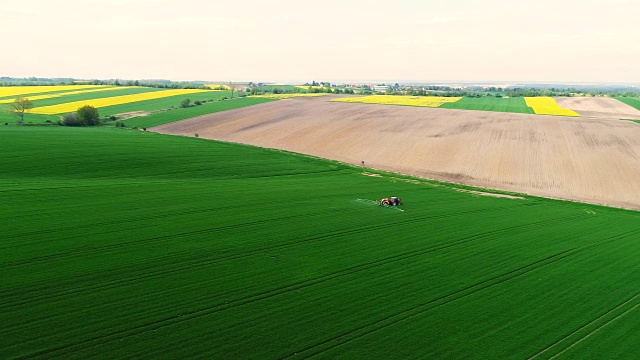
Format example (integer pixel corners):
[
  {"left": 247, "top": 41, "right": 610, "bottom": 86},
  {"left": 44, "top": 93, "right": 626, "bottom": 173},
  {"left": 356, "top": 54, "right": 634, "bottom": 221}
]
[
  {"left": 115, "top": 97, "right": 275, "bottom": 128},
  {"left": 1, "top": 127, "right": 638, "bottom": 359},
  {"left": 616, "top": 97, "right": 640, "bottom": 111}
]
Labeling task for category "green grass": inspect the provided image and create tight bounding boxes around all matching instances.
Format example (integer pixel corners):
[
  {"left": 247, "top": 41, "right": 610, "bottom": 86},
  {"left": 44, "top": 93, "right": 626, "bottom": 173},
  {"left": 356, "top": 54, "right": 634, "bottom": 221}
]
[
  {"left": 0, "top": 90, "right": 235, "bottom": 125},
  {"left": 28, "top": 87, "right": 164, "bottom": 107},
  {"left": 1, "top": 127, "right": 639, "bottom": 359},
  {"left": 0, "top": 86, "right": 105, "bottom": 101},
  {"left": 119, "top": 97, "right": 275, "bottom": 128},
  {"left": 0, "top": 111, "right": 58, "bottom": 125},
  {"left": 256, "top": 84, "right": 303, "bottom": 92},
  {"left": 440, "top": 96, "right": 535, "bottom": 114},
  {"left": 616, "top": 97, "right": 640, "bottom": 111},
  {"left": 0, "top": 87, "right": 165, "bottom": 124},
  {"left": 99, "top": 91, "right": 233, "bottom": 117}
]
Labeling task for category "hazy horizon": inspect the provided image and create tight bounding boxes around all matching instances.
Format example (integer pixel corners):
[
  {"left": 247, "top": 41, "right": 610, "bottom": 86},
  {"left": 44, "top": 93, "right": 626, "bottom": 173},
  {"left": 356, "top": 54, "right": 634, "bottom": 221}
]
[{"left": 3, "top": 0, "right": 639, "bottom": 84}]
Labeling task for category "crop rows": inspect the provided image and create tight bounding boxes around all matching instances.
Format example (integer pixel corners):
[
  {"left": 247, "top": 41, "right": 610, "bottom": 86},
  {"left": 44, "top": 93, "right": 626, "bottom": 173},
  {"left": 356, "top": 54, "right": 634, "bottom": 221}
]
[
  {"left": 0, "top": 85, "right": 236, "bottom": 125},
  {"left": 1, "top": 127, "right": 638, "bottom": 358},
  {"left": 0, "top": 86, "right": 132, "bottom": 104},
  {"left": 27, "top": 89, "right": 219, "bottom": 114},
  {"left": 0, "top": 85, "right": 100, "bottom": 99}
]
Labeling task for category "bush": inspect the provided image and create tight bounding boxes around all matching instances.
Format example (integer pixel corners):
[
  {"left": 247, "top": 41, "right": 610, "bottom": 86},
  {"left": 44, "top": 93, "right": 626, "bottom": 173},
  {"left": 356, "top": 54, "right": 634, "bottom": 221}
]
[
  {"left": 77, "top": 105, "right": 101, "bottom": 126},
  {"left": 115, "top": 121, "right": 126, "bottom": 128},
  {"left": 180, "top": 99, "right": 191, "bottom": 108},
  {"left": 194, "top": 133, "right": 199, "bottom": 138},
  {"left": 62, "top": 112, "right": 82, "bottom": 126},
  {"left": 109, "top": 115, "right": 116, "bottom": 121},
  {"left": 220, "top": 97, "right": 228, "bottom": 101},
  {"left": 194, "top": 100, "right": 202, "bottom": 105}
]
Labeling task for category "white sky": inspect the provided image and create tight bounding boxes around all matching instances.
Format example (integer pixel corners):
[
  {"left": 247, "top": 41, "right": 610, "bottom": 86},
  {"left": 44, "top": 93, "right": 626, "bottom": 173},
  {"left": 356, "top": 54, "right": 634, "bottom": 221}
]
[{"left": 2, "top": 0, "right": 639, "bottom": 83}]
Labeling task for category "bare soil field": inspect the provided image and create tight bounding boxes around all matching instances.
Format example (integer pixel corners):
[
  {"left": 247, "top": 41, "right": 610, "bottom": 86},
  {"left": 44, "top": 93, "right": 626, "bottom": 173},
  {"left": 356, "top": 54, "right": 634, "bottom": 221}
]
[
  {"left": 554, "top": 97, "right": 640, "bottom": 120},
  {"left": 153, "top": 98, "right": 640, "bottom": 210}
]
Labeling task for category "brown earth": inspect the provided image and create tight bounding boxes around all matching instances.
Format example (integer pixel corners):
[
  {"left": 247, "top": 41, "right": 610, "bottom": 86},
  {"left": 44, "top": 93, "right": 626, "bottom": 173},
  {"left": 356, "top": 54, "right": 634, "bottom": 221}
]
[
  {"left": 152, "top": 98, "right": 640, "bottom": 210},
  {"left": 554, "top": 97, "right": 640, "bottom": 120},
  {"left": 115, "top": 111, "right": 151, "bottom": 120}
]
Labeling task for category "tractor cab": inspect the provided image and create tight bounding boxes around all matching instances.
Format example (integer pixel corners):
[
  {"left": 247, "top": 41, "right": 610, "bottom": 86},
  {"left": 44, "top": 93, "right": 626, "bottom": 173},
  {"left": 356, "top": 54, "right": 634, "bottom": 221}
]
[{"left": 377, "top": 196, "right": 402, "bottom": 206}]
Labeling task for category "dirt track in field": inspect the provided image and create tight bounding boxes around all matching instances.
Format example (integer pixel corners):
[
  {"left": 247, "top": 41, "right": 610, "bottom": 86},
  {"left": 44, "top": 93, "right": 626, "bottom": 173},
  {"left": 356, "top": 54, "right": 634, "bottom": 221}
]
[
  {"left": 153, "top": 97, "right": 640, "bottom": 210},
  {"left": 555, "top": 97, "right": 640, "bottom": 120}
]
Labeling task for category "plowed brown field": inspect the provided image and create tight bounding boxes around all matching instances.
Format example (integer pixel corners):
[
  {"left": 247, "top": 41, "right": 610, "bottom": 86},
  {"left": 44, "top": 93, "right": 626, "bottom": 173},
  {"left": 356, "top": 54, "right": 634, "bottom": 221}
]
[
  {"left": 153, "top": 97, "right": 640, "bottom": 209},
  {"left": 555, "top": 97, "right": 640, "bottom": 119}
]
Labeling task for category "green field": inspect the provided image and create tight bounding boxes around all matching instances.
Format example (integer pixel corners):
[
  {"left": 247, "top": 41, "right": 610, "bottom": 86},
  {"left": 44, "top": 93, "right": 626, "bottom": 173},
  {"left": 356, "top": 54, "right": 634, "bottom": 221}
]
[
  {"left": 256, "top": 84, "right": 302, "bottom": 92},
  {"left": 617, "top": 97, "right": 640, "bottom": 111},
  {"left": 1, "top": 126, "right": 639, "bottom": 358},
  {"left": 0, "top": 87, "right": 165, "bottom": 124},
  {"left": 440, "top": 96, "right": 535, "bottom": 114},
  {"left": 0, "top": 87, "right": 106, "bottom": 101},
  {"left": 0, "top": 110, "right": 58, "bottom": 125},
  {"left": 0, "top": 88, "right": 234, "bottom": 125},
  {"left": 98, "top": 91, "right": 232, "bottom": 117},
  {"left": 120, "top": 97, "right": 275, "bottom": 128},
  {"left": 26, "top": 87, "right": 164, "bottom": 108}
]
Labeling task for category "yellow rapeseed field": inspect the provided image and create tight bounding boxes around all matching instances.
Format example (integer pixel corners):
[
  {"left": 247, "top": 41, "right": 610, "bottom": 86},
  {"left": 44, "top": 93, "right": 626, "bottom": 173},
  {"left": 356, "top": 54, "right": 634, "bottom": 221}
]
[
  {"left": 252, "top": 93, "right": 329, "bottom": 99},
  {"left": 0, "top": 85, "right": 102, "bottom": 98},
  {"left": 333, "top": 95, "right": 462, "bottom": 107},
  {"left": 0, "top": 86, "right": 137, "bottom": 104},
  {"left": 205, "top": 84, "right": 229, "bottom": 90},
  {"left": 525, "top": 97, "right": 580, "bottom": 117},
  {"left": 295, "top": 85, "right": 326, "bottom": 90},
  {"left": 28, "top": 89, "right": 213, "bottom": 115}
]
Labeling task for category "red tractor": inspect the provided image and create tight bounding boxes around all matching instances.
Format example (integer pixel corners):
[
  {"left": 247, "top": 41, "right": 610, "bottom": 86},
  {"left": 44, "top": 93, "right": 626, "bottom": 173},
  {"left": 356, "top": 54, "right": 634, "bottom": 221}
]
[{"left": 377, "top": 196, "right": 402, "bottom": 207}]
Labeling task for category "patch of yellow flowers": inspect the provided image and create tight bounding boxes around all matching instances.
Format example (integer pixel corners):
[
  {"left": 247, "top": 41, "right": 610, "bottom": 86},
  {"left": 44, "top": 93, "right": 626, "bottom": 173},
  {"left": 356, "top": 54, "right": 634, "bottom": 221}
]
[
  {"left": 295, "top": 85, "right": 326, "bottom": 90},
  {"left": 252, "top": 93, "right": 329, "bottom": 99},
  {"left": 28, "top": 89, "right": 214, "bottom": 115},
  {"left": 0, "top": 86, "right": 138, "bottom": 104},
  {"left": 205, "top": 84, "right": 230, "bottom": 90},
  {"left": 0, "top": 85, "right": 102, "bottom": 99},
  {"left": 333, "top": 95, "right": 462, "bottom": 107},
  {"left": 524, "top": 97, "right": 579, "bottom": 117}
]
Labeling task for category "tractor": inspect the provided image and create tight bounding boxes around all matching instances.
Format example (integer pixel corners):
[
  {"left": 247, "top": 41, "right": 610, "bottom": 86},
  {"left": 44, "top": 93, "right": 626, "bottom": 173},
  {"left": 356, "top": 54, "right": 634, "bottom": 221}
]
[{"left": 377, "top": 196, "right": 402, "bottom": 207}]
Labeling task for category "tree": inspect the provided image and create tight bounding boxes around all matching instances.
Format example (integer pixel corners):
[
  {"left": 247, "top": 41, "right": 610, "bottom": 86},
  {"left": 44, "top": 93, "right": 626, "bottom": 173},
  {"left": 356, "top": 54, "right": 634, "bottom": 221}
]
[
  {"left": 180, "top": 98, "right": 191, "bottom": 108},
  {"left": 228, "top": 82, "right": 244, "bottom": 99},
  {"left": 9, "top": 97, "right": 33, "bottom": 125},
  {"left": 229, "top": 82, "right": 235, "bottom": 99},
  {"left": 76, "top": 105, "right": 100, "bottom": 126}
]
